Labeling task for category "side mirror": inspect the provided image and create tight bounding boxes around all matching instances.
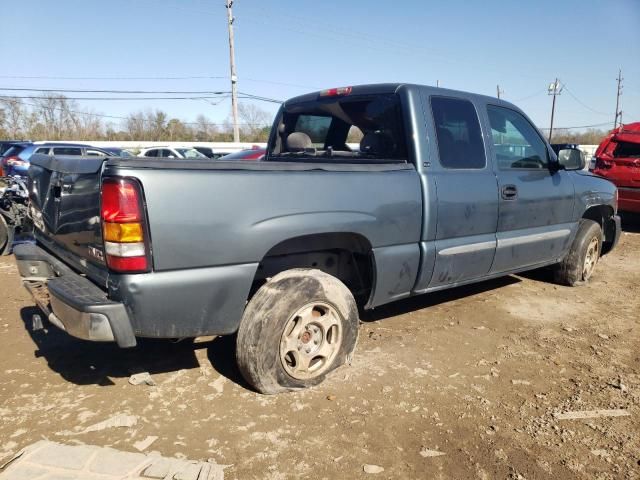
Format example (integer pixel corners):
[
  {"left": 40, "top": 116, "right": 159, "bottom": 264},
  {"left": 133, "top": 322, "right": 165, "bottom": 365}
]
[
  {"left": 557, "top": 147, "right": 585, "bottom": 171},
  {"left": 167, "top": 155, "right": 176, "bottom": 159}
]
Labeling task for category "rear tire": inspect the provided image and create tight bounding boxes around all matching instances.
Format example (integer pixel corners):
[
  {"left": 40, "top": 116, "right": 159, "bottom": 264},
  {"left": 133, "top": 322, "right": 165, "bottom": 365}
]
[
  {"left": 553, "top": 219, "right": 602, "bottom": 286},
  {"left": 236, "top": 268, "right": 359, "bottom": 394}
]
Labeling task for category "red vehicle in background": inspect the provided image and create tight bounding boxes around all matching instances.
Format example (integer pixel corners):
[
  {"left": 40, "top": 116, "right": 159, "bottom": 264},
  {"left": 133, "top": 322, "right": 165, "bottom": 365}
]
[
  {"left": 219, "top": 146, "right": 265, "bottom": 161},
  {"left": 591, "top": 122, "right": 640, "bottom": 213}
]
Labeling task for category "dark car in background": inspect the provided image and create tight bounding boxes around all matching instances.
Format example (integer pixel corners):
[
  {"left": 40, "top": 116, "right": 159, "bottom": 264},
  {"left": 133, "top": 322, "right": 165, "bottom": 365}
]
[
  {"left": 1, "top": 143, "right": 114, "bottom": 176},
  {"left": 193, "top": 146, "right": 227, "bottom": 159}
]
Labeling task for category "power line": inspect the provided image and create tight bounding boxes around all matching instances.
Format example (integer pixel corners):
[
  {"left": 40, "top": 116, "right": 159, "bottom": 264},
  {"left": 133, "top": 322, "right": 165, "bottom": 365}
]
[
  {"left": 0, "top": 74, "right": 319, "bottom": 90},
  {"left": 512, "top": 88, "right": 547, "bottom": 102},
  {"left": 539, "top": 121, "right": 611, "bottom": 130},
  {"left": 0, "top": 88, "right": 282, "bottom": 103},
  {"left": 562, "top": 85, "right": 611, "bottom": 116},
  {"left": 0, "top": 87, "right": 232, "bottom": 94}
]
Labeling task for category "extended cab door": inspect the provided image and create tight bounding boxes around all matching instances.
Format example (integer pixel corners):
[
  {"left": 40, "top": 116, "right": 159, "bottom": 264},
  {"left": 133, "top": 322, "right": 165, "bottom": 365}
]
[
  {"left": 484, "top": 105, "right": 575, "bottom": 273},
  {"left": 414, "top": 94, "right": 499, "bottom": 290}
]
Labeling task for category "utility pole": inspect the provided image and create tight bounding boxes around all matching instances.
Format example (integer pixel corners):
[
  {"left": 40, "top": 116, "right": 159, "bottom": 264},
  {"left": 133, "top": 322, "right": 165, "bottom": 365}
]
[
  {"left": 496, "top": 85, "right": 503, "bottom": 99},
  {"left": 225, "top": 0, "right": 240, "bottom": 142},
  {"left": 614, "top": 69, "right": 623, "bottom": 130},
  {"left": 547, "top": 78, "right": 563, "bottom": 142}
]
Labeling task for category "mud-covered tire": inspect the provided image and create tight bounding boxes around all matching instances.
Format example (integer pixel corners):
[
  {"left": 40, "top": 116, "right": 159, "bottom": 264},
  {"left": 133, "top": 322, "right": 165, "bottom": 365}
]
[
  {"left": 553, "top": 219, "right": 602, "bottom": 286},
  {"left": 0, "top": 215, "right": 12, "bottom": 256},
  {"left": 236, "top": 268, "right": 359, "bottom": 394}
]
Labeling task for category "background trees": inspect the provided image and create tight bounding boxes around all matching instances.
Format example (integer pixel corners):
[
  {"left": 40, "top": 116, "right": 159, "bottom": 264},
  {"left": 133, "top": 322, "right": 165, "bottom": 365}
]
[{"left": 0, "top": 95, "right": 274, "bottom": 142}]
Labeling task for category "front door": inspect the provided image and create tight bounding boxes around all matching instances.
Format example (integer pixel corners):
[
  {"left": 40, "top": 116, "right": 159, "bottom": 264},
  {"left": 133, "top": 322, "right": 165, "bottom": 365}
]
[{"left": 485, "top": 105, "right": 576, "bottom": 274}]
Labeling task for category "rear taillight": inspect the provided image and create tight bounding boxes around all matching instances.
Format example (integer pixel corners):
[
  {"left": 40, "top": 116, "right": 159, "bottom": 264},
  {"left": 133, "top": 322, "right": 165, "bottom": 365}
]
[
  {"left": 101, "top": 177, "right": 151, "bottom": 273},
  {"left": 4, "top": 156, "right": 25, "bottom": 167},
  {"left": 594, "top": 157, "right": 612, "bottom": 170}
]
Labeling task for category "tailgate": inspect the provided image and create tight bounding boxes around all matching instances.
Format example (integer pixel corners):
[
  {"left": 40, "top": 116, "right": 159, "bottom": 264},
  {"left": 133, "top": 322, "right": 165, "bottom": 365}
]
[{"left": 28, "top": 154, "right": 109, "bottom": 286}]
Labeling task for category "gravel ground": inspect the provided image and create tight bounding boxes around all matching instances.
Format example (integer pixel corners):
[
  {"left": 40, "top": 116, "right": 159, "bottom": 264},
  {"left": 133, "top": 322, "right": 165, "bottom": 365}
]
[{"left": 0, "top": 216, "right": 639, "bottom": 480}]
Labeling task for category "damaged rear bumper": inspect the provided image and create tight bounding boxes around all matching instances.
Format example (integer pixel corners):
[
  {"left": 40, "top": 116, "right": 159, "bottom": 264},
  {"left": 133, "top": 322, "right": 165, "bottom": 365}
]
[{"left": 14, "top": 243, "right": 136, "bottom": 347}]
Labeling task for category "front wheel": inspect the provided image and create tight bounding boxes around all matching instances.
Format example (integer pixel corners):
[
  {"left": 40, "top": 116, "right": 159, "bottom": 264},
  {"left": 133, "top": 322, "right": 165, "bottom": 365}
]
[
  {"left": 236, "top": 268, "right": 359, "bottom": 394},
  {"left": 553, "top": 219, "right": 602, "bottom": 286}
]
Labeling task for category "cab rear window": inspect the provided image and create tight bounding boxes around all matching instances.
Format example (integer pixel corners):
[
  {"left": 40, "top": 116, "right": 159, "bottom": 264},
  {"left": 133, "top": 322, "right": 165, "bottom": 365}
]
[{"left": 269, "top": 93, "right": 407, "bottom": 163}]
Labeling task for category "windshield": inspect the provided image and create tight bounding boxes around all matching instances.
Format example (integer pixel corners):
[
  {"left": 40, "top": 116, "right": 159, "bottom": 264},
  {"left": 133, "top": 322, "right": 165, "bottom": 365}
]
[
  {"left": 269, "top": 93, "right": 407, "bottom": 162},
  {"left": 176, "top": 148, "right": 207, "bottom": 159}
]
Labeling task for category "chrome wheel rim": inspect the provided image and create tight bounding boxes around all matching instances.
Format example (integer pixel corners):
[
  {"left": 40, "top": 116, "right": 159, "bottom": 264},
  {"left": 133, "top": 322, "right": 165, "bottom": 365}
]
[
  {"left": 583, "top": 236, "right": 599, "bottom": 280},
  {"left": 279, "top": 302, "right": 342, "bottom": 380}
]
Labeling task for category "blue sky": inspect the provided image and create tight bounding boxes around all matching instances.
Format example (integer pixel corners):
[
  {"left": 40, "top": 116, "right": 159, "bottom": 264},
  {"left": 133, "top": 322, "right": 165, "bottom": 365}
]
[{"left": 2, "top": 0, "right": 639, "bottom": 130}]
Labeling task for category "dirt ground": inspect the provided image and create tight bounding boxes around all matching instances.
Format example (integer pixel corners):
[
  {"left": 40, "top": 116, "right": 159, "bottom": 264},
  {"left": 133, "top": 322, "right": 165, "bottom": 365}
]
[{"left": 0, "top": 217, "right": 639, "bottom": 480}]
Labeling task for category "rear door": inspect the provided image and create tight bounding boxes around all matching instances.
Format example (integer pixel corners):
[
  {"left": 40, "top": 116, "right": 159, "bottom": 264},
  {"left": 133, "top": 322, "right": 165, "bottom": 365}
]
[
  {"left": 485, "top": 105, "right": 575, "bottom": 273},
  {"left": 418, "top": 95, "right": 499, "bottom": 289}
]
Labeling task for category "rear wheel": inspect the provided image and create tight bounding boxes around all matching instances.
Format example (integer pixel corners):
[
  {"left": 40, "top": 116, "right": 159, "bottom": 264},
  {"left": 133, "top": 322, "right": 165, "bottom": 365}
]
[
  {"left": 236, "top": 268, "right": 359, "bottom": 394},
  {"left": 553, "top": 219, "right": 602, "bottom": 286}
]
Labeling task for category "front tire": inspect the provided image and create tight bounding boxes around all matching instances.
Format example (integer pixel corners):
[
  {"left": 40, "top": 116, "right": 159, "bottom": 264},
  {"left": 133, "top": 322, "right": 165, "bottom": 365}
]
[
  {"left": 236, "top": 268, "right": 359, "bottom": 394},
  {"left": 553, "top": 219, "right": 602, "bottom": 286}
]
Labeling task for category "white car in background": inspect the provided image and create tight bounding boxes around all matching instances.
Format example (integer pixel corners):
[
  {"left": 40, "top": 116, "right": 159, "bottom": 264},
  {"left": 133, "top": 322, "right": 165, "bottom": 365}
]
[{"left": 138, "top": 147, "right": 208, "bottom": 159}]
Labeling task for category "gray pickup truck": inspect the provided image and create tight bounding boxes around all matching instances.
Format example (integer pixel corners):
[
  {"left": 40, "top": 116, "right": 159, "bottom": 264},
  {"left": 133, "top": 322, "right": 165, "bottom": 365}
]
[{"left": 15, "top": 83, "right": 620, "bottom": 394}]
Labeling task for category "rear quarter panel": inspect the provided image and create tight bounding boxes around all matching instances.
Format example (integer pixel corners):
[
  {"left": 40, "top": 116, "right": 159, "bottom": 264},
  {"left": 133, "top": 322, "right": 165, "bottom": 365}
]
[{"left": 107, "top": 165, "right": 422, "bottom": 271}]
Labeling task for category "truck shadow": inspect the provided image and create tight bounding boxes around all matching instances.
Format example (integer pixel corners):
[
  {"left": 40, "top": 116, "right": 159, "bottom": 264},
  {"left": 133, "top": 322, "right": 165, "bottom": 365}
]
[
  {"left": 20, "top": 276, "right": 524, "bottom": 390},
  {"left": 19, "top": 306, "right": 201, "bottom": 387},
  {"left": 360, "top": 276, "right": 519, "bottom": 322}
]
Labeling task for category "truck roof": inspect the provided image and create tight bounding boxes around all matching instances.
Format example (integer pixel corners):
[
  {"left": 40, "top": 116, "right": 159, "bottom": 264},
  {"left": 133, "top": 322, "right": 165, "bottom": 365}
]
[{"left": 283, "top": 82, "right": 518, "bottom": 111}]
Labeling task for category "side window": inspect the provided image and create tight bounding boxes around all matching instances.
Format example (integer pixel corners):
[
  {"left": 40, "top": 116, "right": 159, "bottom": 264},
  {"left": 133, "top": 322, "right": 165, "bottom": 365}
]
[
  {"left": 86, "top": 149, "right": 105, "bottom": 156},
  {"left": 35, "top": 147, "right": 50, "bottom": 155},
  {"left": 53, "top": 147, "right": 82, "bottom": 155},
  {"left": 487, "top": 105, "right": 548, "bottom": 170},
  {"left": 161, "top": 149, "right": 175, "bottom": 158},
  {"left": 144, "top": 149, "right": 158, "bottom": 157},
  {"left": 430, "top": 96, "right": 486, "bottom": 169}
]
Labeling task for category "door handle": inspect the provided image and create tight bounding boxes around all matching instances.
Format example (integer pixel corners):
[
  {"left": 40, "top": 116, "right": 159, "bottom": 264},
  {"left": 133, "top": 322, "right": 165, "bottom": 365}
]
[{"left": 501, "top": 184, "right": 518, "bottom": 200}]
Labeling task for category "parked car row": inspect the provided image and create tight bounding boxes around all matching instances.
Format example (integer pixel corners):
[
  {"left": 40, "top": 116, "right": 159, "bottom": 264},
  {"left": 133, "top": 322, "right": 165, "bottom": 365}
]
[{"left": 0, "top": 141, "right": 268, "bottom": 177}]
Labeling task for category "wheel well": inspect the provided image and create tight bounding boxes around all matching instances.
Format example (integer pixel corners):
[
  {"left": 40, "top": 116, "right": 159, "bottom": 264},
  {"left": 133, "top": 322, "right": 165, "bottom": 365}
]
[
  {"left": 252, "top": 233, "right": 374, "bottom": 304},
  {"left": 582, "top": 205, "right": 616, "bottom": 255}
]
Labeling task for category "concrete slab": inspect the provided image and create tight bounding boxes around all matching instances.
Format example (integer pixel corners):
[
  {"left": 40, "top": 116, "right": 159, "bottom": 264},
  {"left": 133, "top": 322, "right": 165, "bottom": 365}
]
[{"left": 0, "top": 442, "right": 228, "bottom": 480}]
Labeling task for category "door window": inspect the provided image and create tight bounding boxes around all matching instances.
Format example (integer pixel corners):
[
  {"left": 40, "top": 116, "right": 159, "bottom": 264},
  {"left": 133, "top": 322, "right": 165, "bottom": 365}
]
[
  {"left": 86, "top": 149, "right": 106, "bottom": 156},
  {"left": 144, "top": 149, "right": 158, "bottom": 157},
  {"left": 430, "top": 97, "right": 486, "bottom": 169},
  {"left": 160, "top": 149, "right": 175, "bottom": 158},
  {"left": 53, "top": 147, "right": 82, "bottom": 155},
  {"left": 35, "top": 147, "right": 50, "bottom": 155},
  {"left": 487, "top": 106, "right": 548, "bottom": 170}
]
